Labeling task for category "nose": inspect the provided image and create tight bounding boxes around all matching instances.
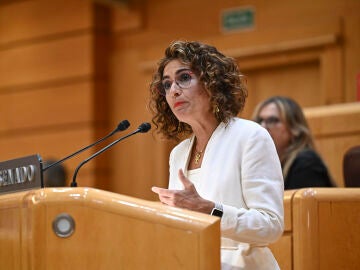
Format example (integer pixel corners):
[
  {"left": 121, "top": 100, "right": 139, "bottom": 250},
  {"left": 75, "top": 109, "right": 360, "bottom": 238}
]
[{"left": 168, "top": 81, "right": 182, "bottom": 96}]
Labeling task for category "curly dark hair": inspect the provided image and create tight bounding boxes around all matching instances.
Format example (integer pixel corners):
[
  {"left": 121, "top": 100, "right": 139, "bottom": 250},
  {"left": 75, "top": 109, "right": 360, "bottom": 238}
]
[{"left": 148, "top": 40, "right": 247, "bottom": 141}]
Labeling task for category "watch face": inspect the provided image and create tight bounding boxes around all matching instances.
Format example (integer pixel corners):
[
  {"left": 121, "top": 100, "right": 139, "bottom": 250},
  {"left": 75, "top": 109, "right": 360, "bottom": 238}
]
[{"left": 211, "top": 208, "right": 223, "bottom": 218}]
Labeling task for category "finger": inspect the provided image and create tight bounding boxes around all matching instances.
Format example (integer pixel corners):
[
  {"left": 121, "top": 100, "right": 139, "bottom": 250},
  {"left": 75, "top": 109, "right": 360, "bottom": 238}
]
[
  {"left": 151, "top": 187, "right": 171, "bottom": 205},
  {"left": 151, "top": 186, "right": 171, "bottom": 193},
  {"left": 151, "top": 186, "right": 174, "bottom": 198},
  {"left": 178, "top": 169, "right": 193, "bottom": 189},
  {"left": 151, "top": 186, "right": 162, "bottom": 194}
]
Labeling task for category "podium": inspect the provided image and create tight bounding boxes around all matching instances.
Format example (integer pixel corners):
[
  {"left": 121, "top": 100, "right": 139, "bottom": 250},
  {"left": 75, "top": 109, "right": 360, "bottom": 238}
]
[{"left": 0, "top": 188, "right": 220, "bottom": 270}]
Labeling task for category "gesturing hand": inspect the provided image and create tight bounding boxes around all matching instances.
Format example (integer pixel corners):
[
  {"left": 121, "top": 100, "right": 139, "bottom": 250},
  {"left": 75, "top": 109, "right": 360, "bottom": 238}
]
[{"left": 151, "top": 169, "right": 214, "bottom": 214}]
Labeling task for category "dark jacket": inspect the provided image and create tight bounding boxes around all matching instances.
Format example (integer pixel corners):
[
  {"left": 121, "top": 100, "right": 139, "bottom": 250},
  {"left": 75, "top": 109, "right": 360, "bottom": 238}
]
[{"left": 284, "top": 149, "right": 333, "bottom": 190}]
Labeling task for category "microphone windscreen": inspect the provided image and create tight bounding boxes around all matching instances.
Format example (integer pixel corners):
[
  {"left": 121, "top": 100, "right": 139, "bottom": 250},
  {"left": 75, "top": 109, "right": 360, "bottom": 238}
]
[
  {"left": 117, "top": 120, "right": 130, "bottom": 131},
  {"left": 138, "top": 122, "right": 151, "bottom": 133}
]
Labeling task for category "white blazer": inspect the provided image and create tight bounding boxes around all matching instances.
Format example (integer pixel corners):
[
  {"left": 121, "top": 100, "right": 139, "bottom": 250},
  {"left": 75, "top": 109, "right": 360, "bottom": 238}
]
[{"left": 168, "top": 118, "right": 284, "bottom": 270}]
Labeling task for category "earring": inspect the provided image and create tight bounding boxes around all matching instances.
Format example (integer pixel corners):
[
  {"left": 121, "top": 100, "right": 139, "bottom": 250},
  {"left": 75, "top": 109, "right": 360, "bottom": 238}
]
[{"left": 213, "top": 104, "right": 220, "bottom": 120}]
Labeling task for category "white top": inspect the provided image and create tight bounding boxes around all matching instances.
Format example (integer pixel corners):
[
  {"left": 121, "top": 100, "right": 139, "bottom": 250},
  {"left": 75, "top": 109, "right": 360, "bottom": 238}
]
[
  {"left": 168, "top": 118, "right": 284, "bottom": 270},
  {"left": 185, "top": 168, "right": 201, "bottom": 184}
]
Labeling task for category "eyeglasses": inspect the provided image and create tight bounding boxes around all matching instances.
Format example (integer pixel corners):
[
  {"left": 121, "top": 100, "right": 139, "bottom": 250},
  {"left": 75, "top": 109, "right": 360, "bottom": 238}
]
[
  {"left": 257, "top": 116, "right": 281, "bottom": 128},
  {"left": 158, "top": 70, "right": 194, "bottom": 96}
]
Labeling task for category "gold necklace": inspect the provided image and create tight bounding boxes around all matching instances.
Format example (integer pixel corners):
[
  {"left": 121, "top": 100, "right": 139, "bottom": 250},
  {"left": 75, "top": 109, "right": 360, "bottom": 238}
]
[
  {"left": 194, "top": 149, "right": 204, "bottom": 165},
  {"left": 193, "top": 125, "right": 217, "bottom": 165}
]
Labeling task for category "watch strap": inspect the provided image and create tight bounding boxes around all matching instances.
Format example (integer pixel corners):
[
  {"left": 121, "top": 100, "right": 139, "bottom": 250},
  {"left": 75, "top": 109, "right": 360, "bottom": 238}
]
[{"left": 211, "top": 202, "right": 223, "bottom": 218}]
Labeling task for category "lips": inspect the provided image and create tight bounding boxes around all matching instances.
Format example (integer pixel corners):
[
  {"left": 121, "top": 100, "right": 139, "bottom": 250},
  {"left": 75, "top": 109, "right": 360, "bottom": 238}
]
[{"left": 174, "top": 101, "right": 186, "bottom": 108}]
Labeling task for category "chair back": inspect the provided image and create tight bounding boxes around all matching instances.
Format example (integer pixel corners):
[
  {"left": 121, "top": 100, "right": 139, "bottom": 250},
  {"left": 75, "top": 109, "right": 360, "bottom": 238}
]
[{"left": 343, "top": 145, "right": 360, "bottom": 187}]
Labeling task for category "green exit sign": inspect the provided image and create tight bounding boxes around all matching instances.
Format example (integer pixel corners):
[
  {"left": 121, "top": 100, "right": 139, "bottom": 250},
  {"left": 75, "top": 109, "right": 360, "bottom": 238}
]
[{"left": 221, "top": 7, "right": 255, "bottom": 32}]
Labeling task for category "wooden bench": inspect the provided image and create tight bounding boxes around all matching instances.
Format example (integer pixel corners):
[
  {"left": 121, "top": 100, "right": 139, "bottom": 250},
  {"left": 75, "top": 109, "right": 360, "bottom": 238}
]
[
  {"left": 304, "top": 102, "right": 360, "bottom": 187},
  {"left": 270, "top": 188, "right": 360, "bottom": 270}
]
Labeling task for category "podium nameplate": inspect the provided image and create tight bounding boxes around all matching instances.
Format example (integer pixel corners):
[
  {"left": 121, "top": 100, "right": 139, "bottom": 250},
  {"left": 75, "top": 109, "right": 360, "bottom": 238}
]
[{"left": 0, "top": 154, "right": 43, "bottom": 194}]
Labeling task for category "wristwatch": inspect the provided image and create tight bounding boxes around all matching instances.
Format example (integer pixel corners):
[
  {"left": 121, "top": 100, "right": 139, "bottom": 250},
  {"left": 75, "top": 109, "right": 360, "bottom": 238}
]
[{"left": 210, "top": 202, "right": 223, "bottom": 218}]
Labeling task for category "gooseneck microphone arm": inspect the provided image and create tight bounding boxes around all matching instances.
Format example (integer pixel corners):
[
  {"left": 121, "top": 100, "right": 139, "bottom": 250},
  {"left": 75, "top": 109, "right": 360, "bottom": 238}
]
[
  {"left": 71, "top": 122, "right": 151, "bottom": 187},
  {"left": 42, "top": 120, "right": 130, "bottom": 172}
]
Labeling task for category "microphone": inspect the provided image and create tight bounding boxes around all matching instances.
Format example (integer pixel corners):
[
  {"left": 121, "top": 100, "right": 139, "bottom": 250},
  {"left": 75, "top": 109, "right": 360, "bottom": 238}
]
[
  {"left": 71, "top": 122, "right": 151, "bottom": 187},
  {"left": 42, "top": 120, "right": 130, "bottom": 172}
]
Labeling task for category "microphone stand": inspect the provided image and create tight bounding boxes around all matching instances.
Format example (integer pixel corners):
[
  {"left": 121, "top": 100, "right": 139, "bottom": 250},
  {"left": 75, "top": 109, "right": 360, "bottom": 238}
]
[{"left": 71, "top": 123, "right": 150, "bottom": 187}]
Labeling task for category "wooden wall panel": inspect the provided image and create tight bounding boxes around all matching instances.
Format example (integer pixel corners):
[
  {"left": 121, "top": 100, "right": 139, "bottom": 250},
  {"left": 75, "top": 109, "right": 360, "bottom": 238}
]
[
  {"left": 320, "top": 45, "right": 344, "bottom": 104},
  {"left": 0, "top": 127, "right": 112, "bottom": 187},
  {"left": 107, "top": 49, "right": 168, "bottom": 199},
  {"left": 305, "top": 102, "right": 360, "bottom": 136},
  {"left": 344, "top": 14, "right": 360, "bottom": 101},
  {"left": 242, "top": 61, "right": 321, "bottom": 119},
  {"left": 0, "top": 1, "right": 110, "bottom": 189},
  {"left": 127, "top": 9, "right": 342, "bottom": 63},
  {"left": 313, "top": 135, "right": 360, "bottom": 187},
  {"left": 111, "top": 1, "right": 143, "bottom": 33},
  {"left": 0, "top": 128, "right": 94, "bottom": 167},
  {"left": 0, "top": 35, "right": 93, "bottom": 89},
  {"left": 0, "top": 0, "right": 92, "bottom": 45},
  {"left": 305, "top": 102, "right": 360, "bottom": 186},
  {"left": 0, "top": 81, "right": 93, "bottom": 132}
]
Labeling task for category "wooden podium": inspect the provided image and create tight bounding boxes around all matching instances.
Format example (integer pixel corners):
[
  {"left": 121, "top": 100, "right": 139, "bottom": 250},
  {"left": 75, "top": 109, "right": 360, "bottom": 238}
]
[{"left": 0, "top": 188, "right": 220, "bottom": 270}]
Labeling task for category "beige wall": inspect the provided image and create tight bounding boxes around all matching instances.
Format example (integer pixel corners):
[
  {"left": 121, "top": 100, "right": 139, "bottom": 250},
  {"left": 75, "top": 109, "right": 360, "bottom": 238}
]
[{"left": 1, "top": 0, "right": 359, "bottom": 198}]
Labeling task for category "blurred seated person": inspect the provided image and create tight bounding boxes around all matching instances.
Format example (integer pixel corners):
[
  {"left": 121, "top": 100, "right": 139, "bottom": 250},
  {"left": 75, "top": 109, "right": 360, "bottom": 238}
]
[
  {"left": 43, "top": 159, "right": 67, "bottom": 187},
  {"left": 252, "top": 96, "right": 335, "bottom": 189}
]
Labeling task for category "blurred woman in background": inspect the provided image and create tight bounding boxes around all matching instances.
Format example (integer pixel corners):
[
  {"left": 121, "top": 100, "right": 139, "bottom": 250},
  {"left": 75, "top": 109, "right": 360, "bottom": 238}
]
[{"left": 253, "top": 96, "right": 334, "bottom": 189}]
